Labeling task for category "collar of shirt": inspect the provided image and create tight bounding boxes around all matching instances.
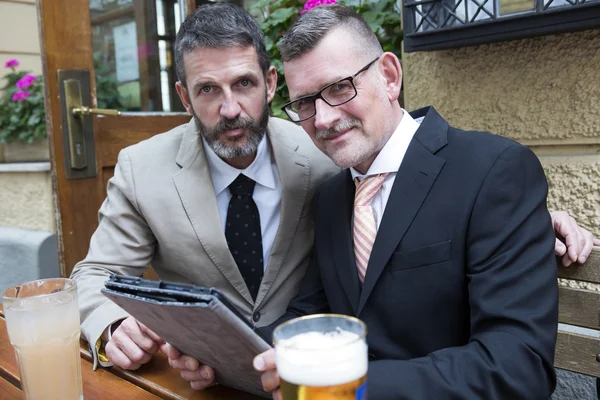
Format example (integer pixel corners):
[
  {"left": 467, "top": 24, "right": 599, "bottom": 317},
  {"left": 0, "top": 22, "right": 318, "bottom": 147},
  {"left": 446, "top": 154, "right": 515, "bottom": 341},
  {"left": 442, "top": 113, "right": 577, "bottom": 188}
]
[
  {"left": 202, "top": 133, "right": 277, "bottom": 195},
  {"left": 351, "top": 109, "right": 421, "bottom": 182}
]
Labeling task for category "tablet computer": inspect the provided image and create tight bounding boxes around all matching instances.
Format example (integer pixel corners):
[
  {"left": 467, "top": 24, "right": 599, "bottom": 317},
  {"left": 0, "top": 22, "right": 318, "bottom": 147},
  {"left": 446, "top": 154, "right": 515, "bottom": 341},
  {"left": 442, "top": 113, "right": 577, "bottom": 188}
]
[{"left": 101, "top": 274, "right": 271, "bottom": 397}]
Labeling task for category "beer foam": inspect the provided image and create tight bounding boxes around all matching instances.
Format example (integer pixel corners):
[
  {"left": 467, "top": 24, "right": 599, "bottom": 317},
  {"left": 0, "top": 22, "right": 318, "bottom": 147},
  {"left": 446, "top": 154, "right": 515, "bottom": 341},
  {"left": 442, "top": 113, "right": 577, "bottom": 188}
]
[{"left": 276, "top": 329, "right": 368, "bottom": 386}]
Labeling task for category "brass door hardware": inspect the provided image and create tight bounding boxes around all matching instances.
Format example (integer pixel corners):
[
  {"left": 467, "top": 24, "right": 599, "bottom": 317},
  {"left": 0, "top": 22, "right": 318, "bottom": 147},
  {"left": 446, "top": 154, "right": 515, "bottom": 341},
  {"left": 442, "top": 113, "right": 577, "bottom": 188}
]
[
  {"left": 57, "top": 69, "right": 121, "bottom": 179},
  {"left": 72, "top": 107, "right": 121, "bottom": 117}
]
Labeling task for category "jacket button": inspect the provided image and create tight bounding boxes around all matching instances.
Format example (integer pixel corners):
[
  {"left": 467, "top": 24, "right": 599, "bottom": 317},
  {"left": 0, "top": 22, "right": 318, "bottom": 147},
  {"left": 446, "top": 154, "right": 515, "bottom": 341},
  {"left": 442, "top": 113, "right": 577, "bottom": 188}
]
[
  {"left": 368, "top": 352, "right": 377, "bottom": 361},
  {"left": 253, "top": 311, "right": 261, "bottom": 322}
]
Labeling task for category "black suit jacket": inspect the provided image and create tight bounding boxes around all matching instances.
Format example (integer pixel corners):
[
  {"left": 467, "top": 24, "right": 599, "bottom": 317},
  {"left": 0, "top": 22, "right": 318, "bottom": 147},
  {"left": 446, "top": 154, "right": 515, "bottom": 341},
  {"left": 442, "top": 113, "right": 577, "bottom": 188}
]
[{"left": 263, "top": 107, "right": 558, "bottom": 399}]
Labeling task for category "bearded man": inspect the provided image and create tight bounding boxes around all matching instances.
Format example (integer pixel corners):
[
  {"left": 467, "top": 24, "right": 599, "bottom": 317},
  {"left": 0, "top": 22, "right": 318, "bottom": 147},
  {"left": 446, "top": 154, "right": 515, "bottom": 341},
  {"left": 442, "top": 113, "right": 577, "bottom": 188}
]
[{"left": 70, "top": 3, "right": 337, "bottom": 378}]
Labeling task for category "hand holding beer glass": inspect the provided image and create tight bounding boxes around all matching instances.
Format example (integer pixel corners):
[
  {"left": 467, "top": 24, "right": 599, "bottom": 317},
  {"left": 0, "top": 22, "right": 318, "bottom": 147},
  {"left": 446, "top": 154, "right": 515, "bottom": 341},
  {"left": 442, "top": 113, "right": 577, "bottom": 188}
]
[
  {"left": 267, "top": 314, "right": 368, "bottom": 400},
  {"left": 2, "top": 278, "right": 84, "bottom": 399}
]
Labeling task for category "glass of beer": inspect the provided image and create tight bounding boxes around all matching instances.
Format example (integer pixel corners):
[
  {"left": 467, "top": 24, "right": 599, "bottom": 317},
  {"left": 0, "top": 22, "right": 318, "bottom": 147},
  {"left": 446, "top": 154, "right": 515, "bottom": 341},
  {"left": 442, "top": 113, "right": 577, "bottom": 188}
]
[
  {"left": 273, "top": 314, "right": 368, "bottom": 400},
  {"left": 2, "top": 278, "right": 83, "bottom": 399}
]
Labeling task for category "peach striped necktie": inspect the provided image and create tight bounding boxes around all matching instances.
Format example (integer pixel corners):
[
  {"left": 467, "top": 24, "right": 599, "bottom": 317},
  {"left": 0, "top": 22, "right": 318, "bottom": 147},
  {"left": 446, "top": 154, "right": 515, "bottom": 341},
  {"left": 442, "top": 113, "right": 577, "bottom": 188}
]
[{"left": 353, "top": 173, "right": 387, "bottom": 284}]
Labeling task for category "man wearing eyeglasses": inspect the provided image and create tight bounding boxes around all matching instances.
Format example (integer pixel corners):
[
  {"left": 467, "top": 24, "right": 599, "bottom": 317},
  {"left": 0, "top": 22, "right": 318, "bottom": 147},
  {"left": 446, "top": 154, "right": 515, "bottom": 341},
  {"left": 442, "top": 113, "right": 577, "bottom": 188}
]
[{"left": 247, "top": 4, "right": 559, "bottom": 399}]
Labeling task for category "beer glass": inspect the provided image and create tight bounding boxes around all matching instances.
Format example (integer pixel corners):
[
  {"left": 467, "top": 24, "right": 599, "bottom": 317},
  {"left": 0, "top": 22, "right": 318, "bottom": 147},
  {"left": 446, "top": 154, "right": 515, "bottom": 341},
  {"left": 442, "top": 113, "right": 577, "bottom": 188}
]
[
  {"left": 273, "top": 314, "right": 368, "bottom": 400},
  {"left": 2, "top": 278, "right": 84, "bottom": 399}
]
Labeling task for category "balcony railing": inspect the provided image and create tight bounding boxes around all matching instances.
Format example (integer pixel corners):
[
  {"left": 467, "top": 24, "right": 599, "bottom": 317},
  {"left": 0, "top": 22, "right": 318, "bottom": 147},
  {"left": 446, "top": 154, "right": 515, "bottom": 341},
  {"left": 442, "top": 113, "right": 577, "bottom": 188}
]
[{"left": 402, "top": 0, "right": 600, "bottom": 51}]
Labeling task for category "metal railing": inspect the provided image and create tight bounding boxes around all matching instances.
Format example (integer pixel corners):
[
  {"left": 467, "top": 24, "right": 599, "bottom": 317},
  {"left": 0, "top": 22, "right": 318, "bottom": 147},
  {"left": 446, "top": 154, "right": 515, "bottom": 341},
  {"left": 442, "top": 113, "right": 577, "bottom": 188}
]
[{"left": 404, "top": 0, "right": 598, "bottom": 34}]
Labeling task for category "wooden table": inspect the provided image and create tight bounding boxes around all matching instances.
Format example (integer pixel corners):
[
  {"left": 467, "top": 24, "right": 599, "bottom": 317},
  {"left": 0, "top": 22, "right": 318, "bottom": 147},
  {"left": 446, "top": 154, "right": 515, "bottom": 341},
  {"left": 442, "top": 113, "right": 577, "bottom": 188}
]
[{"left": 0, "top": 310, "right": 263, "bottom": 399}]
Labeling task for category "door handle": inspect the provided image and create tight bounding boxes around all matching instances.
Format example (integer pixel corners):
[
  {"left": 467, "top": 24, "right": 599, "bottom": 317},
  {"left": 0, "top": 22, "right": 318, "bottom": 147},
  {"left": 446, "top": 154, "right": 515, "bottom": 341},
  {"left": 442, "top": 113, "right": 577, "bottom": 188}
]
[
  {"left": 72, "top": 106, "right": 121, "bottom": 117},
  {"left": 63, "top": 79, "right": 121, "bottom": 171},
  {"left": 57, "top": 69, "right": 121, "bottom": 179}
]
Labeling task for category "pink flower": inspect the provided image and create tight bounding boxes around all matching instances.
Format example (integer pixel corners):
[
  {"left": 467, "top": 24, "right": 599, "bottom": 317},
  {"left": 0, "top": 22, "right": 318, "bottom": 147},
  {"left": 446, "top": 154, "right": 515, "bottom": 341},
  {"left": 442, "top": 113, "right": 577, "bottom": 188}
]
[
  {"left": 11, "top": 91, "right": 30, "bottom": 102},
  {"left": 15, "top": 74, "right": 37, "bottom": 89},
  {"left": 4, "top": 59, "right": 19, "bottom": 68},
  {"left": 301, "top": 0, "right": 336, "bottom": 14}
]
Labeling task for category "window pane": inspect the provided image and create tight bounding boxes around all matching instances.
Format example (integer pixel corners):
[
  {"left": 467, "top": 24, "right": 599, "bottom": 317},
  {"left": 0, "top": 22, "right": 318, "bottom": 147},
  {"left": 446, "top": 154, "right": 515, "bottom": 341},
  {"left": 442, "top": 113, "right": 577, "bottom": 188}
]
[
  {"left": 499, "top": 0, "right": 534, "bottom": 15},
  {"left": 90, "top": 0, "right": 184, "bottom": 112}
]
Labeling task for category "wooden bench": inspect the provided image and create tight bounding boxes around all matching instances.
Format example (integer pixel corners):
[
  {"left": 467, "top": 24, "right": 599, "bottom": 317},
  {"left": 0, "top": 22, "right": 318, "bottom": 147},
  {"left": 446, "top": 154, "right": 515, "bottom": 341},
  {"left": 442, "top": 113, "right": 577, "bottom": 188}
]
[{"left": 556, "top": 247, "right": 600, "bottom": 378}]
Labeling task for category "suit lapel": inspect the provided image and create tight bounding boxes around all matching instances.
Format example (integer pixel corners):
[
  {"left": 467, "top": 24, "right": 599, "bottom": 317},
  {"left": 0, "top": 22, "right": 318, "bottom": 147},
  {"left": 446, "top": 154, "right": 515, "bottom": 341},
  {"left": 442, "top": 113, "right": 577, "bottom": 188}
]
[
  {"left": 172, "top": 120, "right": 253, "bottom": 304},
  {"left": 255, "top": 121, "right": 310, "bottom": 308},
  {"left": 332, "top": 171, "right": 361, "bottom": 314},
  {"left": 357, "top": 108, "right": 448, "bottom": 314}
]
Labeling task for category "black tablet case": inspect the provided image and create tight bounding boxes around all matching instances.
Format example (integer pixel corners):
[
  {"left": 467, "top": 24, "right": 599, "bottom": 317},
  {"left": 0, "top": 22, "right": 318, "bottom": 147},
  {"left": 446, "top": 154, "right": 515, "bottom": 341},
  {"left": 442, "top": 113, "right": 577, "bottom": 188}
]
[{"left": 101, "top": 275, "right": 271, "bottom": 398}]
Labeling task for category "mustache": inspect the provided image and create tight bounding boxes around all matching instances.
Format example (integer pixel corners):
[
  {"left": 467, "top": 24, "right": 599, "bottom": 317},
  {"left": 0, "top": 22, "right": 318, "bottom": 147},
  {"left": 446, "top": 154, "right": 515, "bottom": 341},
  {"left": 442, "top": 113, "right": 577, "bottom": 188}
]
[
  {"left": 316, "top": 118, "right": 362, "bottom": 140},
  {"left": 210, "top": 117, "right": 256, "bottom": 136}
]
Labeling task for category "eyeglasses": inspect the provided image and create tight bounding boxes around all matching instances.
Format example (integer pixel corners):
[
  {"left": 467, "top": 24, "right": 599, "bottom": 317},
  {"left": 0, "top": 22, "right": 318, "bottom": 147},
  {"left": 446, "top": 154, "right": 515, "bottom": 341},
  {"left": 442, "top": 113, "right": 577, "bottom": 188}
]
[{"left": 281, "top": 57, "right": 380, "bottom": 123}]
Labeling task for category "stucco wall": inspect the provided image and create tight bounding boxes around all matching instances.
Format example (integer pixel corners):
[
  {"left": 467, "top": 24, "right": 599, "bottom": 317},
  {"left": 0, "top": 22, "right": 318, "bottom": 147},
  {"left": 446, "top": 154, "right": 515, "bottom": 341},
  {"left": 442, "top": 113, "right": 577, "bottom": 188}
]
[
  {"left": 542, "top": 156, "right": 600, "bottom": 234},
  {"left": 0, "top": 0, "right": 51, "bottom": 233},
  {"left": 402, "top": 29, "right": 600, "bottom": 235},
  {"left": 0, "top": 169, "right": 54, "bottom": 232}
]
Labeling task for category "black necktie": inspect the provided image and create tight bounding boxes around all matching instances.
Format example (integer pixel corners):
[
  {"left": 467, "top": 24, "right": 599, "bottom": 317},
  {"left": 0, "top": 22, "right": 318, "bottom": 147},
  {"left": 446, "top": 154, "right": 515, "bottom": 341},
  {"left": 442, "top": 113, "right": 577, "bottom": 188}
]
[{"left": 225, "top": 174, "right": 264, "bottom": 301}]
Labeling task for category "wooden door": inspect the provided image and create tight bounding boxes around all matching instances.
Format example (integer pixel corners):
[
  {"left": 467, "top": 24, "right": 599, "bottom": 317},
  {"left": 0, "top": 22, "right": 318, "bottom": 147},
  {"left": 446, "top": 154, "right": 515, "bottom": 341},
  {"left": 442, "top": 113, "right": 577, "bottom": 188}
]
[{"left": 38, "top": 0, "right": 195, "bottom": 277}]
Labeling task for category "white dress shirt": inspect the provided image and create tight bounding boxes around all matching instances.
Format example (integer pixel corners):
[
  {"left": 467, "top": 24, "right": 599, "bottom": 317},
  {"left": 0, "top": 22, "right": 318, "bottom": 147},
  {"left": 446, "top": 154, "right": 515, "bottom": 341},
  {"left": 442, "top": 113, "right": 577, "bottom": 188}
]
[
  {"left": 203, "top": 135, "right": 281, "bottom": 271},
  {"left": 350, "top": 110, "right": 421, "bottom": 229}
]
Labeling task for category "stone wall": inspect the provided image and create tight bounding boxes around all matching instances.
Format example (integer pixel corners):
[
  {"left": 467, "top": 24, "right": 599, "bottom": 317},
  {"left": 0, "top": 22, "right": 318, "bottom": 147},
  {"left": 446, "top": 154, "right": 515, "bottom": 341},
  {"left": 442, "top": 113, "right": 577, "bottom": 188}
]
[
  {"left": 402, "top": 29, "right": 600, "bottom": 235},
  {"left": 0, "top": 164, "right": 54, "bottom": 232}
]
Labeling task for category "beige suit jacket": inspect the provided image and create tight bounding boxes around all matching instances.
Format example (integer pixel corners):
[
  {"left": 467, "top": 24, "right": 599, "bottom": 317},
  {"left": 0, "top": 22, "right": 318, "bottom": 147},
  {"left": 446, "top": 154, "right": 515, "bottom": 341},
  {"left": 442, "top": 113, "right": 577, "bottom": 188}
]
[{"left": 71, "top": 117, "right": 338, "bottom": 367}]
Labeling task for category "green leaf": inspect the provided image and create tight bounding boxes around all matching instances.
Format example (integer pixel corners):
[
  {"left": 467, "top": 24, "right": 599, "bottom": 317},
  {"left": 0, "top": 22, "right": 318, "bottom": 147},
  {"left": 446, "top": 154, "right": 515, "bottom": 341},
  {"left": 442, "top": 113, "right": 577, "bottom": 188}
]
[
  {"left": 270, "top": 92, "right": 287, "bottom": 119},
  {"left": 362, "top": 10, "right": 384, "bottom": 29},
  {"left": 28, "top": 114, "right": 40, "bottom": 126},
  {"left": 249, "top": 0, "right": 273, "bottom": 10},
  {"left": 373, "top": 1, "right": 388, "bottom": 13},
  {"left": 264, "top": 35, "right": 275, "bottom": 52},
  {"left": 35, "top": 124, "right": 46, "bottom": 139},
  {"left": 269, "top": 7, "right": 296, "bottom": 26}
]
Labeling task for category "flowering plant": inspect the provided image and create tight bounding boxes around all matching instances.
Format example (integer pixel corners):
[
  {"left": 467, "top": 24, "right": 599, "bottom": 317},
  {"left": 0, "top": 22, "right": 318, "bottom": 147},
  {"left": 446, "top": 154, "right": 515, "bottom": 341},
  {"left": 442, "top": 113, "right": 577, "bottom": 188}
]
[
  {"left": 0, "top": 59, "right": 47, "bottom": 143},
  {"left": 301, "top": 0, "right": 336, "bottom": 14}
]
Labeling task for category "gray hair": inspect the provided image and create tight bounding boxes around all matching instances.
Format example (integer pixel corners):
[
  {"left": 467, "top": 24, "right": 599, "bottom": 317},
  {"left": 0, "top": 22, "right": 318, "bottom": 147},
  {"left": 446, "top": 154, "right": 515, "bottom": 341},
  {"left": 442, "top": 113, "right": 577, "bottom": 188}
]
[
  {"left": 174, "top": 3, "right": 270, "bottom": 87},
  {"left": 278, "top": 4, "right": 382, "bottom": 62}
]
